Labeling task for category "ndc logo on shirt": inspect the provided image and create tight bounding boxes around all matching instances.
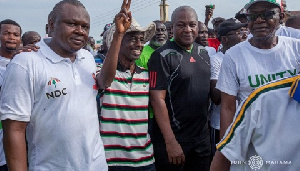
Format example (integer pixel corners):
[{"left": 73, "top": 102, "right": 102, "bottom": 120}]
[
  {"left": 48, "top": 77, "right": 60, "bottom": 88},
  {"left": 46, "top": 77, "right": 67, "bottom": 99}
]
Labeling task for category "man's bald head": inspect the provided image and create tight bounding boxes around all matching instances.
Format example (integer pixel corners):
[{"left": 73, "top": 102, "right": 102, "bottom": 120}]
[
  {"left": 51, "top": 0, "right": 86, "bottom": 22},
  {"left": 285, "top": 15, "right": 300, "bottom": 30},
  {"left": 171, "top": 6, "right": 198, "bottom": 24},
  {"left": 22, "top": 31, "right": 41, "bottom": 46}
]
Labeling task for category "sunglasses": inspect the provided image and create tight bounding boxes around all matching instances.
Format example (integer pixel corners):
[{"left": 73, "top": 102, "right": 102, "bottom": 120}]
[{"left": 246, "top": 11, "right": 277, "bottom": 21}]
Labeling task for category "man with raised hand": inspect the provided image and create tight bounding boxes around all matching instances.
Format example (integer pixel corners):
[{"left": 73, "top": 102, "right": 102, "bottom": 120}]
[
  {"left": 0, "top": 0, "right": 108, "bottom": 170},
  {"left": 148, "top": 6, "right": 211, "bottom": 171},
  {"left": 97, "top": 0, "right": 156, "bottom": 170}
]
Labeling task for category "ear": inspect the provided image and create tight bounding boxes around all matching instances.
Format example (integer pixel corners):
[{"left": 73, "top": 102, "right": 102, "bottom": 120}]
[
  {"left": 279, "top": 12, "right": 285, "bottom": 24},
  {"left": 48, "top": 18, "right": 55, "bottom": 33}
]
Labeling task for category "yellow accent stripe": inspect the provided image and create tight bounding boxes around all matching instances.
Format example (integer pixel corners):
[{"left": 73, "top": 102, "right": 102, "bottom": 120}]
[
  {"left": 217, "top": 75, "right": 300, "bottom": 150},
  {"left": 289, "top": 78, "right": 300, "bottom": 98}
]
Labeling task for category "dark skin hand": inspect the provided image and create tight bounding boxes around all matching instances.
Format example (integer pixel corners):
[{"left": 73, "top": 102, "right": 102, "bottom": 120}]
[
  {"left": 14, "top": 44, "right": 40, "bottom": 55},
  {"left": 150, "top": 90, "right": 185, "bottom": 165},
  {"left": 97, "top": 0, "right": 132, "bottom": 89},
  {"left": 205, "top": 6, "right": 214, "bottom": 26}
]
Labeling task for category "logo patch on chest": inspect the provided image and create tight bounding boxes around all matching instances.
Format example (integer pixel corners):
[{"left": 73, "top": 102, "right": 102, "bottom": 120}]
[{"left": 190, "top": 56, "right": 196, "bottom": 63}]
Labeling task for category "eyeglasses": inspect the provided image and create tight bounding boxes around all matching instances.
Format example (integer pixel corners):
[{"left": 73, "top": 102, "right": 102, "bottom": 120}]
[{"left": 246, "top": 11, "right": 277, "bottom": 21}]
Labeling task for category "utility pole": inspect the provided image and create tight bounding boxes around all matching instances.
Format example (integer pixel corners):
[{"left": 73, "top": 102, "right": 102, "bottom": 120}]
[{"left": 160, "top": 0, "right": 169, "bottom": 22}]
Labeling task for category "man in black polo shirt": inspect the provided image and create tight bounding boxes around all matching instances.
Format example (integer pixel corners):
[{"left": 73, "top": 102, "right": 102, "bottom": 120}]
[{"left": 148, "top": 6, "right": 211, "bottom": 171}]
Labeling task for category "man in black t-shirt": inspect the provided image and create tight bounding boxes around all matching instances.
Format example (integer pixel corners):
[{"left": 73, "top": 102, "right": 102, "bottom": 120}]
[{"left": 148, "top": 6, "right": 211, "bottom": 171}]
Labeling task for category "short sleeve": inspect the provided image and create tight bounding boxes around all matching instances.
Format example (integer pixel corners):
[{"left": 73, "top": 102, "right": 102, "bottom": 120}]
[
  {"left": 216, "top": 53, "right": 239, "bottom": 96},
  {"left": 0, "top": 62, "right": 33, "bottom": 122},
  {"left": 210, "top": 56, "right": 221, "bottom": 80},
  {"left": 217, "top": 101, "right": 257, "bottom": 161},
  {"left": 147, "top": 51, "right": 170, "bottom": 90}
]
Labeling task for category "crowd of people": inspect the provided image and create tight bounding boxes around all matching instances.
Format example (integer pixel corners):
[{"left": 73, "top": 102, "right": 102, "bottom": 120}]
[{"left": 0, "top": 0, "right": 299, "bottom": 170}]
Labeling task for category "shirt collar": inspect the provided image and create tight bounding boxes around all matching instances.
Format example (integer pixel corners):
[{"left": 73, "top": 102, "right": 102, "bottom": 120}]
[
  {"left": 117, "top": 61, "right": 144, "bottom": 74},
  {"left": 170, "top": 38, "right": 194, "bottom": 54},
  {"left": 38, "top": 38, "right": 86, "bottom": 63}
]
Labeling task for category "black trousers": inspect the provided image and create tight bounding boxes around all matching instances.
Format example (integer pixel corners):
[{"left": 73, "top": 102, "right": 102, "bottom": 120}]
[
  {"left": 153, "top": 135, "right": 211, "bottom": 171},
  {"left": 0, "top": 165, "right": 8, "bottom": 171}
]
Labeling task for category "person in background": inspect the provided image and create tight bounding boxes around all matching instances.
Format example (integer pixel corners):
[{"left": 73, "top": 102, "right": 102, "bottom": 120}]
[
  {"left": 235, "top": 8, "right": 248, "bottom": 23},
  {"left": 100, "top": 23, "right": 113, "bottom": 37},
  {"left": 195, "top": 21, "right": 217, "bottom": 57},
  {"left": 21, "top": 31, "right": 41, "bottom": 46},
  {"left": 285, "top": 15, "right": 300, "bottom": 30},
  {"left": 209, "top": 18, "right": 248, "bottom": 157},
  {"left": 0, "top": 19, "right": 22, "bottom": 171},
  {"left": 164, "top": 21, "right": 173, "bottom": 39},
  {"left": 84, "top": 36, "right": 97, "bottom": 56},
  {"left": 136, "top": 20, "right": 167, "bottom": 69},
  {"left": 46, "top": 10, "right": 54, "bottom": 37},
  {"left": 208, "top": 17, "right": 225, "bottom": 51}
]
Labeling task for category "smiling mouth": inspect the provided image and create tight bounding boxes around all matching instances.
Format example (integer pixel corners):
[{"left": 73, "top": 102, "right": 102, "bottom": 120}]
[
  {"left": 254, "top": 27, "right": 269, "bottom": 32},
  {"left": 6, "top": 41, "right": 17, "bottom": 45},
  {"left": 132, "top": 50, "right": 141, "bottom": 55}
]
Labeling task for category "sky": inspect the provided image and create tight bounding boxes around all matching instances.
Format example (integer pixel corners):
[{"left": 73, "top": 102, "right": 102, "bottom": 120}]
[{"left": 0, "top": 0, "right": 299, "bottom": 43}]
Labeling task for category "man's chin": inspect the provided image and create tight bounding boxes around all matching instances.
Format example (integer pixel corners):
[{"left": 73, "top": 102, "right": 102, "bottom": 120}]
[
  {"left": 252, "top": 33, "right": 274, "bottom": 41},
  {"left": 5, "top": 47, "right": 17, "bottom": 51},
  {"left": 201, "top": 41, "right": 209, "bottom": 46}
]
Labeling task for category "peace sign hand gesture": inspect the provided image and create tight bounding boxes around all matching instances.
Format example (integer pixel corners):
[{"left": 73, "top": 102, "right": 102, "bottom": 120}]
[{"left": 115, "top": 0, "right": 132, "bottom": 35}]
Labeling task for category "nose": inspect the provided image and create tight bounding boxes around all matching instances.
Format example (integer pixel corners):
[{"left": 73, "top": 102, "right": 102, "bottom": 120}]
[
  {"left": 135, "top": 38, "right": 143, "bottom": 47},
  {"left": 184, "top": 25, "right": 192, "bottom": 32},
  {"left": 254, "top": 15, "right": 265, "bottom": 23},
  {"left": 75, "top": 25, "right": 84, "bottom": 35},
  {"left": 8, "top": 33, "right": 16, "bottom": 40}
]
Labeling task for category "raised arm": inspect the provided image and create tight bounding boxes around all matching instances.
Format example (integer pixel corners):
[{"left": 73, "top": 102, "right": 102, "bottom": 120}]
[{"left": 97, "top": 0, "right": 132, "bottom": 89}]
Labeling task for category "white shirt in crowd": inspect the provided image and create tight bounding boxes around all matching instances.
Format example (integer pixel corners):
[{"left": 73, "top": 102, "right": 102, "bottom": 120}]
[
  {"left": 276, "top": 25, "right": 300, "bottom": 39},
  {"left": 210, "top": 52, "right": 224, "bottom": 130},
  {"left": 0, "top": 56, "right": 9, "bottom": 167},
  {"left": 206, "top": 46, "right": 217, "bottom": 57},
  {"left": 217, "top": 75, "right": 300, "bottom": 171},
  {"left": 0, "top": 38, "right": 108, "bottom": 170},
  {"left": 216, "top": 36, "right": 300, "bottom": 104}
]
